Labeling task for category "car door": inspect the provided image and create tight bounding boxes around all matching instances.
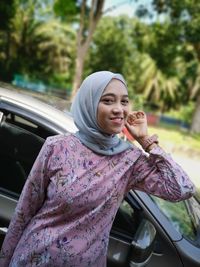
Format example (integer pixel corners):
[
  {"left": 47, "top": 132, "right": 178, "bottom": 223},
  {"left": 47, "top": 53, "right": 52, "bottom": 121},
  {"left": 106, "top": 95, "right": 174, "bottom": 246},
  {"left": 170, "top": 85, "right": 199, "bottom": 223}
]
[
  {"left": 150, "top": 194, "right": 200, "bottom": 266},
  {"left": 0, "top": 106, "right": 183, "bottom": 267},
  {"left": 1, "top": 95, "right": 199, "bottom": 267},
  {"left": 107, "top": 193, "right": 184, "bottom": 267},
  {"left": 0, "top": 107, "right": 56, "bottom": 247}
]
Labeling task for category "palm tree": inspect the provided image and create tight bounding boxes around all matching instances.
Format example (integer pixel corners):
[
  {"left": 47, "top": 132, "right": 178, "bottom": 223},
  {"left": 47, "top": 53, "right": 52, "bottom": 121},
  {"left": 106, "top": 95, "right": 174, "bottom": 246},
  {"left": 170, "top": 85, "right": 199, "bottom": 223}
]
[
  {"left": 1, "top": 0, "right": 76, "bottom": 85},
  {"left": 36, "top": 20, "right": 76, "bottom": 75},
  {"left": 136, "top": 53, "right": 180, "bottom": 111}
]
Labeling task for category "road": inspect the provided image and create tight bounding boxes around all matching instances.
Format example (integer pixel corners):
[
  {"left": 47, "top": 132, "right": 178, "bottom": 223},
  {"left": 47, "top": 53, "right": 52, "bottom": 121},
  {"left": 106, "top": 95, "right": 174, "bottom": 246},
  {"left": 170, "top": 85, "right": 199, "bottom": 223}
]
[{"left": 173, "top": 154, "right": 199, "bottom": 188}]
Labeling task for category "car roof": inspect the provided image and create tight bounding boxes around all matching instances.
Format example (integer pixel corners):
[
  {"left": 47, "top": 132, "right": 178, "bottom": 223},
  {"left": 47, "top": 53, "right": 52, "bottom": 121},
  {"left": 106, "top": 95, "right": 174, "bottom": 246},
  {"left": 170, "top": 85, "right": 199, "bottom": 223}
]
[{"left": 0, "top": 86, "right": 77, "bottom": 133}]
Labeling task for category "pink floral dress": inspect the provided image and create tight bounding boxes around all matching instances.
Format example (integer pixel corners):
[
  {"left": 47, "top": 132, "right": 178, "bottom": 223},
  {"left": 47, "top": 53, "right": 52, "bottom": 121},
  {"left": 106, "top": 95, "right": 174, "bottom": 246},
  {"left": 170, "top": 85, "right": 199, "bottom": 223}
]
[{"left": 0, "top": 134, "right": 195, "bottom": 267}]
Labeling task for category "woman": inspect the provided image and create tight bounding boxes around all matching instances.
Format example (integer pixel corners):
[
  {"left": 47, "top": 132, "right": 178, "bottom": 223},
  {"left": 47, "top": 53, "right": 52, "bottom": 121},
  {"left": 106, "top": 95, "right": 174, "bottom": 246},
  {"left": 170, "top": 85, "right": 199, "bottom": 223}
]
[{"left": 0, "top": 71, "right": 195, "bottom": 267}]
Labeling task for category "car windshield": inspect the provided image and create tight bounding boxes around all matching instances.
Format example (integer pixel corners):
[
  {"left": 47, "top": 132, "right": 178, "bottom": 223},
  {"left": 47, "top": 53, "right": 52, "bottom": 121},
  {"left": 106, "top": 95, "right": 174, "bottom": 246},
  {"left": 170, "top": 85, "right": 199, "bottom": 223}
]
[{"left": 151, "top": 195, "right": 200, "bottom": 246}]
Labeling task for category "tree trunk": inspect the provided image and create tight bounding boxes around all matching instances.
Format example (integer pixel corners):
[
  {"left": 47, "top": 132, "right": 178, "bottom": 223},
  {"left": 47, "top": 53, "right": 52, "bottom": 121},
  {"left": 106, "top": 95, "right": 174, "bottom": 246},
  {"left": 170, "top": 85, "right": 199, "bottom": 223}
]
[
  {"left": 72, "top": 47, "right": 85, "bottom": 98},
  {"left": 70, "top": 0, "right": 105, "bottom": 100},
  {"left": 190, "top": 94, "right": 200, "bottom": 134}
]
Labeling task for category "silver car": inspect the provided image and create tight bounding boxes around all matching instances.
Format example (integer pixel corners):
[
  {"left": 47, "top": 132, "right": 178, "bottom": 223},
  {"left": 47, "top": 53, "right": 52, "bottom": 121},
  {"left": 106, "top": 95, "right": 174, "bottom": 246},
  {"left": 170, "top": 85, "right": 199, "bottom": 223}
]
[{"left": 0, "top": 85, "right": 200, "bottom": 267}]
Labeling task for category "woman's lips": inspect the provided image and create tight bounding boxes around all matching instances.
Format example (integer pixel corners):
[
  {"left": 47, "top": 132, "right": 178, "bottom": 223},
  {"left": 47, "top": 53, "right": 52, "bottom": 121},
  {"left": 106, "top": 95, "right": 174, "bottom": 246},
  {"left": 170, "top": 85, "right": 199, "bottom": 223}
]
[{"left": 110, "top": 117, "right": 123, "bottom": 124}]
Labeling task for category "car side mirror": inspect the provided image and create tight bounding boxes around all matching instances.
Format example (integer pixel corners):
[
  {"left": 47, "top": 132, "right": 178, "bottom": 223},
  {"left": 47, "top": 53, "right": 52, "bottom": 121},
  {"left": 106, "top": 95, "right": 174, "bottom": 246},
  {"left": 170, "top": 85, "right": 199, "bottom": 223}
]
[{"left": 129, "top": 219, "right": 156, "bottom": 267}]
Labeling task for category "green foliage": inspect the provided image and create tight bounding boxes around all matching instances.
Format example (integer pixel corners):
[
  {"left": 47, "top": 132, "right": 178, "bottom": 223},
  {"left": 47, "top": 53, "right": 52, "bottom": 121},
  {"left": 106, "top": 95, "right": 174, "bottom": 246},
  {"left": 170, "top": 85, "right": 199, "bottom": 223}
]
[
  {"left": 166, "top": 102, "right": 195, "bottom": 124},
  {"left": 86, "top": 14, "right": 195, "bottom": 112},
  {"left": 86, "top": 16, "right": 144, "bottom": 98},
  {"left": 54, "top": 0, "right": 80, "bottom": 21},
  {"left": 86, "top": 16, "right": 133, "bottom": 73},
  {"left": 0, "top": 0, "right": 16, "bottom": 30},
  {"left": 151, "top": 1, "right": 200, "bottom": 95},
  {"left": 1, "top": 0, "right": 200, "bottom": 123},
  {"left": 0, "top": 0, "right": 76, "bottom": 88},
  {"left": 131, "top": 94, "right": 146, "bottom": 110},
  {"left": 48, "top": 73, "right": 72, "bottom": 91},
  {"left": 150, "top": 0, "right": 200, "bottom": 132}
]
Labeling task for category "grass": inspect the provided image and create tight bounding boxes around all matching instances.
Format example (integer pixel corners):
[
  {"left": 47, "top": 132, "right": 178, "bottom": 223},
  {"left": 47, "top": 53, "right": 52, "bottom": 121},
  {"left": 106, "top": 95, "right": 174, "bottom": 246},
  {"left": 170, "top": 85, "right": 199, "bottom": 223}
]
[{"left": 148, "top": 123, "right": 200, "bottom": 159}]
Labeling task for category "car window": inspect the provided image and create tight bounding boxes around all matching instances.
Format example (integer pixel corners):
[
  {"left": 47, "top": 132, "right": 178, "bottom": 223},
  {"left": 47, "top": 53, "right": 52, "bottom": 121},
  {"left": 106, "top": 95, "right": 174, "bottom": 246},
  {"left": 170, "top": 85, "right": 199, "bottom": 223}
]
[
  {"left": 111, "top": 198, "right": 141, "bottom": 239},
  {"left": 4, "top": 112, "right": 50, "bottom": 139},
  {"left": 10, "top": 114, "right": 38, "bottom": 129},
  {"left": 0, "top": 110, "right": 48, "bottom": 196},
  {"left": 151, "top": 196, "right": 200, "bottom": 246}
]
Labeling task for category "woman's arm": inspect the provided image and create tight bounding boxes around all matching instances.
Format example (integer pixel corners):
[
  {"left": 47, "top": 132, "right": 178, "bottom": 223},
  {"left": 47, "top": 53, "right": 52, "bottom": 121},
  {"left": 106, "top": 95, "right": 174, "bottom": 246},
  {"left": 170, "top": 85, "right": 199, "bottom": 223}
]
[
  {"left": 125, "top": 111, "right": 195, "bottom": 200},
  {"left": 0, "top": 137, "right": 53, "bottom": 266},
  {"left": 128, "top": 145, "right": 195, "bottom": 201}
]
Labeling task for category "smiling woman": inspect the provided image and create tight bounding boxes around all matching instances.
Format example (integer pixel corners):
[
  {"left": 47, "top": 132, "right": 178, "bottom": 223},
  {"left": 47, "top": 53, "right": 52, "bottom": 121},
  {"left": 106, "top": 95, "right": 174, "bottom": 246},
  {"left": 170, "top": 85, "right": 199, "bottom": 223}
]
[
  {"left": 70, "top": 71, "right": 131, "bottom": 155},
  {"left": 0, "top": 71, "right": 195, "bottom": 267}
]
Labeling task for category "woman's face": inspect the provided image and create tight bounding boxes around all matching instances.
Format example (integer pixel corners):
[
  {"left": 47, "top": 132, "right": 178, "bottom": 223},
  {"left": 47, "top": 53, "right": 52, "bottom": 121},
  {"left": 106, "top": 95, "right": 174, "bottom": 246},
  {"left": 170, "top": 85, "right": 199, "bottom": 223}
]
[{"left": 97, "top": 79, "right": 129, "bottom": 135}]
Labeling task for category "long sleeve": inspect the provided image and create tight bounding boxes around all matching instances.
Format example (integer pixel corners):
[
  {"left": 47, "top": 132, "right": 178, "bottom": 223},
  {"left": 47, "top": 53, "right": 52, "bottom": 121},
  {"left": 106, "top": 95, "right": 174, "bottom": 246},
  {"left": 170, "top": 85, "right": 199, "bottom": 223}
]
[
  {"left": 0, "top": 137, "right": 53, "bottom": 266},
  {"left": 127, "top": 146, "right": 195, "bottom": 201}
]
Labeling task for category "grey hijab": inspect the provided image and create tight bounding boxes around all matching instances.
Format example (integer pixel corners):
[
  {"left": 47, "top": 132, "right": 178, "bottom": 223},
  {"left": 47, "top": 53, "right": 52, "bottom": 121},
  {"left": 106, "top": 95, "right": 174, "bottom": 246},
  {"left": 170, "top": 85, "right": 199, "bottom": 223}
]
[{"left": 70, "top": 71, "right": 132, "bottom": 155}]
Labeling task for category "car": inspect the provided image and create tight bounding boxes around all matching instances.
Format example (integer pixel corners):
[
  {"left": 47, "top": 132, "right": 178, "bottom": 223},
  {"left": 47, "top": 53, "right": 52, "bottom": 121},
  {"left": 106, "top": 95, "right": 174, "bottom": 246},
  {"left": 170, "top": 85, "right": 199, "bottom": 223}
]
[{"left": 0, "top": 85, "right": 200, "bottom": 267}]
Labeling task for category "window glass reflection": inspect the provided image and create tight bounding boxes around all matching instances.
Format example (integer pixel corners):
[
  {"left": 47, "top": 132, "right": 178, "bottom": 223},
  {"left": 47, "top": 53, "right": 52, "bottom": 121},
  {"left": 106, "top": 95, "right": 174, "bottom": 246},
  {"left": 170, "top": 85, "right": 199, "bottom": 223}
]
[{"left": 152, "top": 196, "right": 198, "bottom": 242}]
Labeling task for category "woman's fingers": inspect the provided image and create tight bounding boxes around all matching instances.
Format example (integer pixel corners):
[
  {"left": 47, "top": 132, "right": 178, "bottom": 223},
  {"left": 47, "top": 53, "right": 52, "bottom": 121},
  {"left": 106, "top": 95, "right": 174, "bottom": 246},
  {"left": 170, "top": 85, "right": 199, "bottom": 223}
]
[{"left": 127, "top": 111, "right": 146, "bottom": 125}]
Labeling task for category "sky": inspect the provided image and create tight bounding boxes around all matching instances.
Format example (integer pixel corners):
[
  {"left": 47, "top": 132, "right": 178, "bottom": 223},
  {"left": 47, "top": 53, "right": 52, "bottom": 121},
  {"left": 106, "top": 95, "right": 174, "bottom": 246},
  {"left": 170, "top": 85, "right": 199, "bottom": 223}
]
[
  {"left": 103, "top": 0, "right": 164, "bottom": 24},
  {"left": 103, "top": 0, "right": 152, "bottom": 17}
]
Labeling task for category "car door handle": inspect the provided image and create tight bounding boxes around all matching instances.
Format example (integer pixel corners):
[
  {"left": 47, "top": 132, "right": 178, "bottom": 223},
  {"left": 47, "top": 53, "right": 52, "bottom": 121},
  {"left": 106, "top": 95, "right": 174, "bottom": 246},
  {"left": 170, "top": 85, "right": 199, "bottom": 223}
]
[{"left": 0, "top": 227, "right": 8, "bottom": 234}]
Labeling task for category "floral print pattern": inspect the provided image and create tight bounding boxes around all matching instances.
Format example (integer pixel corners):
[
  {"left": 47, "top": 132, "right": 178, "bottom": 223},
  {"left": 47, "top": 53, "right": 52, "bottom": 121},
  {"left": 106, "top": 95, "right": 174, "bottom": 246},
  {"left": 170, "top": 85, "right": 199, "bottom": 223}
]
[{"left": 0, "top": 134, "right": 195, "bottom": 267}]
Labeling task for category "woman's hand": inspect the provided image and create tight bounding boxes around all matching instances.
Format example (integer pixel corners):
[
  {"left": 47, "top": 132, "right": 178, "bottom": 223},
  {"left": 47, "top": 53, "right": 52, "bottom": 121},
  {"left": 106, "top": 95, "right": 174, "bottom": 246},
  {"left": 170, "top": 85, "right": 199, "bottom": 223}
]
[{"left": 125, "top": 111, "right": 148, "bottom": 141}]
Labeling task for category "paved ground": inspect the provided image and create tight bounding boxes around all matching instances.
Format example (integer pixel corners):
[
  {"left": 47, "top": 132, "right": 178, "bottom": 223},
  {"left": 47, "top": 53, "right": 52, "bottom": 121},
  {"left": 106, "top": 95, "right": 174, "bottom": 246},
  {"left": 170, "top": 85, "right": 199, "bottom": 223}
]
[{"left": 173, "top": 154, "right": 199, "bottom": 189}]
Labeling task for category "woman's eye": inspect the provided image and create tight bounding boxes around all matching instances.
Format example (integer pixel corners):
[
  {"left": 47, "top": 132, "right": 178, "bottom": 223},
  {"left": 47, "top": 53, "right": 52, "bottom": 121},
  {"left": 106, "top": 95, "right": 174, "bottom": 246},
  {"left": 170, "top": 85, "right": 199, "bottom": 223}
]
[
  {"left": 121, "top": 99, "right": 129, "bottom": 105},
  {"left": 102, "top": 99, "right": 114, "bottom": 104}
]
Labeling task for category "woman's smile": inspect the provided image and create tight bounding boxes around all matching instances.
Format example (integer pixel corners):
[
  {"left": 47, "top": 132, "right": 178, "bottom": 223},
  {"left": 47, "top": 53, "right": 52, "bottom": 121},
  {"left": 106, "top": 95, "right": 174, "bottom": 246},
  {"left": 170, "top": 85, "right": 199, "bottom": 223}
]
[{"left": 110, "top": 117, "right": 124, "bottom": 124}]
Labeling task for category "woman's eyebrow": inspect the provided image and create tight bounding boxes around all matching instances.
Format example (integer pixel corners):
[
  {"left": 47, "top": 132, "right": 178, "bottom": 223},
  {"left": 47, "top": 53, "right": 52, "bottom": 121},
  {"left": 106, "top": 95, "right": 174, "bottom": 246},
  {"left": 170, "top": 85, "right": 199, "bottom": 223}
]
[{"left": 101, "top": 93, "right": 128, "bottom": 97}]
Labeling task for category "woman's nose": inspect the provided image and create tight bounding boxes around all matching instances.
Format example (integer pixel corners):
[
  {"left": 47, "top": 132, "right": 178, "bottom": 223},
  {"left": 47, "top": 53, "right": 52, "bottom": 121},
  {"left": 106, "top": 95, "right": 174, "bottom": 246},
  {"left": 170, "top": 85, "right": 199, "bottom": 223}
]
[{"left": 112, "top": 104, "right": 123, "bottom": 113}]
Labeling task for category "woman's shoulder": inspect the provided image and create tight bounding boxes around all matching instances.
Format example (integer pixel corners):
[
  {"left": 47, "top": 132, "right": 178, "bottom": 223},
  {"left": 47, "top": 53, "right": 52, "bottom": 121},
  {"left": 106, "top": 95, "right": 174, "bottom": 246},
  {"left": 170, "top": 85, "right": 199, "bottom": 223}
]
[
  {"left": 45, "top": 133, "right": 77, "bottom": 146},
  {"left": 121, "top": 142, "right": 143, "bottom": 158}
]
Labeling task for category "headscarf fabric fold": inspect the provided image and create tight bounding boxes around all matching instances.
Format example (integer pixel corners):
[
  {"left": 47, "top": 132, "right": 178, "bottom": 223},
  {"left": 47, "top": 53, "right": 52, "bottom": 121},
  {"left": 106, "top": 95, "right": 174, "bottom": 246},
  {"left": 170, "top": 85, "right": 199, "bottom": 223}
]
[{"left": 70, "top": 71, "right": 132, "bottom": 155}]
